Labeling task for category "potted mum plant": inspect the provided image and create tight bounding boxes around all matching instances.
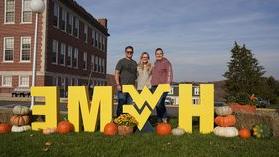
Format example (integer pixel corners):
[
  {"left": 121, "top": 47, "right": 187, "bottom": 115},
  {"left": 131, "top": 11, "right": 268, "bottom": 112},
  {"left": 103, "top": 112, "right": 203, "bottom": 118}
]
[{"left": 113, "top": 113, "right": 138, "bottom": 136}]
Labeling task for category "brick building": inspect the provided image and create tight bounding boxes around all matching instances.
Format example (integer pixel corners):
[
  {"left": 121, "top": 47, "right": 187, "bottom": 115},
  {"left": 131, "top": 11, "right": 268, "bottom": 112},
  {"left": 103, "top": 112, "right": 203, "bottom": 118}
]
[{"left": 0, "top": 0, "right": 109, "bottom": 97}]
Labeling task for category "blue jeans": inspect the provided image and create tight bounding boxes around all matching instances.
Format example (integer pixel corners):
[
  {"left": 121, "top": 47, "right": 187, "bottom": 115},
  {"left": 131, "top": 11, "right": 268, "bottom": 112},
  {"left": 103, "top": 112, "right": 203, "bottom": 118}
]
[
  {"left": 116, "top": 90, "right": 133, "bottom": 117},
  {"left": 151, "top": 86, "right": 168, "bottom": 121}
]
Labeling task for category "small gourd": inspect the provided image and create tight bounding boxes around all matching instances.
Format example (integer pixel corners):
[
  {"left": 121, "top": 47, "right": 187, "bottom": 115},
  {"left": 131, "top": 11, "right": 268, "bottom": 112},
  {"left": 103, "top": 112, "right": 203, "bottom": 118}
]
[{"left": 171, "top": 128, "right": 185, "bottom": 136}]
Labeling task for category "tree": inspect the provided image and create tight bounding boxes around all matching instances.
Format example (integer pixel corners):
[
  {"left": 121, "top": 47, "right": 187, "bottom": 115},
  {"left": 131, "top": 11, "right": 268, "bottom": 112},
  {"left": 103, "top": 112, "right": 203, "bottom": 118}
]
[{"left": 223, "top": 42, "right": 265, "bottom": 103}]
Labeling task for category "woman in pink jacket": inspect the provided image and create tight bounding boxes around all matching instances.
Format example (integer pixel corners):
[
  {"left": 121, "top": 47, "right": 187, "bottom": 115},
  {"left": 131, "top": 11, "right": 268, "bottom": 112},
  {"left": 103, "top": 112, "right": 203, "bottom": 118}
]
[{"left": 151, "top": 48, "right": 173, "bottom": 123}]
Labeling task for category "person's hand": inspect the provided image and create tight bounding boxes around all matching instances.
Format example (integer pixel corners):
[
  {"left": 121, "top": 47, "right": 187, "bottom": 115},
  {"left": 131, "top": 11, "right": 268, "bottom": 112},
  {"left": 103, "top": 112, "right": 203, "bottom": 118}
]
[{"left": 116, "top": 84, "right": 122, "bottom": 91}]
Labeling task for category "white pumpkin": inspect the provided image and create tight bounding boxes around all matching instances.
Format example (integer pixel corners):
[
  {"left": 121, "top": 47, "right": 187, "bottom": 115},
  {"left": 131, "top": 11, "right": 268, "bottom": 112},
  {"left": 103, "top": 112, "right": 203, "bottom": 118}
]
[
  {"left": 214, "top": 106, "right": 232, "bottom": 116},
  {"left": 214, "top": 126, "right": 238, "bottom": 137},
  {"left": 12, "top": 105, "right": 30, "bottom": 115},
  {"left": 11, "top": 125, "right": 31, "bottom": 132},
  {"left": 172, "top": 128, "right": 185, "bottom": 136},
  {"left": 43, "top": 128, "right": 57, "bottom": 135}
]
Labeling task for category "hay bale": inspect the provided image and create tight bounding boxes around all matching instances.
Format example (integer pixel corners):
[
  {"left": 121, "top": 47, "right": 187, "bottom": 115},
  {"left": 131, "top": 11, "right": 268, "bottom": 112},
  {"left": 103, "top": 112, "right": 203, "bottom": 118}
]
[
  {"left": 0, "top": 109, "right": 13, "bottom": 123},
  {"left": 234, "top": 109, "right": 279, "bottom": 137}
]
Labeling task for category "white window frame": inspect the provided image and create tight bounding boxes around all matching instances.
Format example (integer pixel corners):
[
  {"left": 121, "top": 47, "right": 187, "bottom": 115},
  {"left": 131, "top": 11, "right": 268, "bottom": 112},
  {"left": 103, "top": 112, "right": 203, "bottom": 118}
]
[
  {"left": 4, "top": 0, "right": 15, "bottom": 24},
  {"left": 83, "top": 52, "right": 87, "bottom": 70},
  {"left": 2, "top": 75, "right": 12, "bottom": 87},
  {"left": 52, "top": 40, "right": 58, "bottom": 64},
  {"left": 53, "top": 0, "right": 59, "bottom": 28},
  {"left": 68, "top": 13, "right": 73, "bottom": 35},
  {"left": 60, "top": 43, "right": 66, "bottom": 66},
  {"left": 21, "top": 0, "right": 32, "bottom": 24},
  {"left": 84, "top": 24, "right": 88, "bottom": 43},
  {"left": 74, "top": 17, "right": 79, "bottom": 38},
  {"left": 18, "top": 75, "right": 29, "bottom": 87},
  {"left": 73, "top": 48, "right": 78, "bottom": 68},
  {"left": 20, "top": 36, "right": 31, "bottom": 62},
  {"left": 3, "top": 37, "right": 14, "bottom": 62},
  {"left": 67, "top": 45, "right": 72, "bottom": 67},
  {"left": 61, "top": 8, "right": 67, "bottom": 31}
]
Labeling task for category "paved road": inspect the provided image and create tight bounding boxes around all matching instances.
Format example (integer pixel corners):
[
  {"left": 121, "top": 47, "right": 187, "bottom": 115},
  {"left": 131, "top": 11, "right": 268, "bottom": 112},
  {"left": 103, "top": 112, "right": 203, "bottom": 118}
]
[{"left": 0, "top": 100, "right": 179, "bottom": 117}]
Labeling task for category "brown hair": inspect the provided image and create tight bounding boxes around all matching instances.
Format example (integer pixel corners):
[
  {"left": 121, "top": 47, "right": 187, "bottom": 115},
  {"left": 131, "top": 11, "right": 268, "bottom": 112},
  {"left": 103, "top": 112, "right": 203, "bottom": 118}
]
[
  {"left": 138, "top": 52, "right": 151, "bottom": 71},
  {"left": 155, "top": 48, "right": 164, "bottom": 54}
]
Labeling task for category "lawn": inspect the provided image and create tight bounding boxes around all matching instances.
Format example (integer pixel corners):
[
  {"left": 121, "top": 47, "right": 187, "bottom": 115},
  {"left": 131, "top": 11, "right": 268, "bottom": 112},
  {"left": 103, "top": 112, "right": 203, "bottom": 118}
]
[{"left": 1, "top": 126, "right": 279, "bottom": 157}]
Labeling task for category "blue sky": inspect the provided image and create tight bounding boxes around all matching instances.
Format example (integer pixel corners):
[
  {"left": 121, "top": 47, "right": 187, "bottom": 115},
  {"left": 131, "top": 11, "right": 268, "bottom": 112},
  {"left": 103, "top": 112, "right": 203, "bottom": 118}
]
[{"left": 77, "top": 0, "right": 279, "bottom": 82}]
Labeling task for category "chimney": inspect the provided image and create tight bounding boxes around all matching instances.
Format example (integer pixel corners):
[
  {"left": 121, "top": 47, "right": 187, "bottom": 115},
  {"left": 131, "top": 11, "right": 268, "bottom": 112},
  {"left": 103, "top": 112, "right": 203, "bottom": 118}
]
[{"left": 98, "top": 18, "right": 108, "bottom": 28}]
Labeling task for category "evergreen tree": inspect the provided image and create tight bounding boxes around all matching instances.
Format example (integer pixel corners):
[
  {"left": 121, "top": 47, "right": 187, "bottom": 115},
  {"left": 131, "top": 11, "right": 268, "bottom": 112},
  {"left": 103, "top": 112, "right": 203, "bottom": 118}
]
[{"left": 223, "top": 42, "right": 265, "bottom": 103}]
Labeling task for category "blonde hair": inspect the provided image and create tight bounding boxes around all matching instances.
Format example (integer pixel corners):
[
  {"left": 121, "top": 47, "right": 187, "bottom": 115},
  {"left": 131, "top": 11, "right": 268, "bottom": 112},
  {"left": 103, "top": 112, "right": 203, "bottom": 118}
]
[{"left": 138, "top": 52, "right": 151, "bottom": 71}]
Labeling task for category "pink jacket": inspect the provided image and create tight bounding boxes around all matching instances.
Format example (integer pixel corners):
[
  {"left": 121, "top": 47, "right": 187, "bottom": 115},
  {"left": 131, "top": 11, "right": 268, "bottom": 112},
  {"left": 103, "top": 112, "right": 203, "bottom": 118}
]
[{"left": 151, "top": 57, "right": 173, "bottom": 85}]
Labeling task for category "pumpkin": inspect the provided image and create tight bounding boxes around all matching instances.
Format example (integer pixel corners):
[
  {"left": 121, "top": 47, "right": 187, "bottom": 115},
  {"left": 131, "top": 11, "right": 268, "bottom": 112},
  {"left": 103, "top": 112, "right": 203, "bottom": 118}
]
[
  {"left": 215, "top": 106, "right": 232, "bottom": 116},
  {"left": 214, "top": 115, "right": 236, "bottom": 127},
  {"left": 43, "top": 128, "right": 57, "bottom": 135},
  {"left": 12, "top": 105, "right": 30, "bottom": 115},
  {"left": 229, "top": 103, "right": 256, "bottom": 113},
  {"left": 239, "top": 128, "right": 251, "bottom": 139},
  {"left": 214, "top": 126, "right": 238, "bottom": 137},
  {"left": 171, "top": 128, "right": 185, "bottom": 136},
  {"left": 11, "top": 125, "right": 31, "bottom": 132},
  {"left": 103, "top": 122, "right": 118, "bottom": 136},
  {"left": 57, "top": 121, "right": 74, "bottom": 134},
  {"left": 156, "top": 123, "right": 172, "bottom": 136},
  {"left": 0, "top": 123, "right": 12, "bottom": 134},
  {"left": 253, "top": 124, "right": 272, "bottom": 138},
  {"left": 10, "top": 115, "right": 30, "bottom": 126}
]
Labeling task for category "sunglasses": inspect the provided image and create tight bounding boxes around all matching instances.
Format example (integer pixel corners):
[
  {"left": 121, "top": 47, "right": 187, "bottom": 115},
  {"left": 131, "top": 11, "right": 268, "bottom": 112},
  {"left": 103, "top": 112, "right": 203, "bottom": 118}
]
[{"left": 126, "top": 51, "right": 133, "bottom": 54}]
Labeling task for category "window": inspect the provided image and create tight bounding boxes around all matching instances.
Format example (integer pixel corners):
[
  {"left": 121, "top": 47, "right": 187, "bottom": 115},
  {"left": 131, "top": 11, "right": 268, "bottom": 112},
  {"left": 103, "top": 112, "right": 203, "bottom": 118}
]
[
  {"left": 2, "top": 76, "right": 12, "bottom": 87},
  {"left": 19, "top": 76, "right": 29, "bottom": 87},
  {"left": 52, "top": 40, "right": 58, "bottom": 64},
  {"left": 22, "top": 0, "right": 32, "bottom": 23},
  {"left": 98, "top": 57, "right": 101, "bottom": 72},
  {"left": 59, "top": 43, "right": 66, "bottom": 65},
  {"left": 52, "top": 76, "right": 58, "bottom": 86},
  {"left": 67, "top": 46, "right": 72, "bottom": 67},
  {"left": 73, "top": 48, "right": 78, "bottom": 68},
  {"left": 98, "top": 34, "right": 102, "bottom": 49},
  {"left": 91, "top": 29, "right": 95, "bottom": 46},
  {"left": 94, "top": 56, "right": 98, "bottom": 72},
  {"left": 59, "top": 7, "right": 66, "bottom": 31},
  {"left": 5, "top": 0, "right": 15, "bottom": 23},
  {"left": 83, "top": 52, "right": 87, "bottom": 70},
  {"left": 84, "top": 24, "right": 88, "bottom": 43},
  {"left": 95, "top": 32, "right": 98, "bottom": 47},
  {"left": 102, "top": 36, "right": 105, "bottom": 51},
  {"left": 102, "top": 59, "right": 105, "bottom": 73},
  {"left": 20, "top": 37, "right": 31, "bottom": 61},
  {"left": 53, "top": 1, "right": 59, "bottom": 27},
  {"left": 67, "top": 13, "right": 73, "bottom": 34},
  {"left": 90, "top": 55, "right": 94, "bottom": 70},
  {"left": 73, "top": 17, "right": 79, "bottom": 37},
  {"left": 3, "top": 37, "right": 14, "bottom": 62}
]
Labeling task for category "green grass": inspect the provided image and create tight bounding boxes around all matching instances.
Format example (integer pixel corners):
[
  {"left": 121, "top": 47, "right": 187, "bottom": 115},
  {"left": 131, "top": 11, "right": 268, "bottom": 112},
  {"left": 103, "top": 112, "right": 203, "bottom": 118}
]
[{"left": 1, "top": 129, "right": 279, "bottom": 157}]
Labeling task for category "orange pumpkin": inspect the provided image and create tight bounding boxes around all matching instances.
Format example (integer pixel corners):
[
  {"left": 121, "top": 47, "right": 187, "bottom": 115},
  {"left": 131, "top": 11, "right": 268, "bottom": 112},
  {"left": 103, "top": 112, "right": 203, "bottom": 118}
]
[
  {"left": 156, "top": 123, "right": 172, "bottom": 136},
  {"left": 103, "top": 122, "right": 118, "bottom": 136},
  {"left": 229, "top": 103, "right": 256, "bottom": 113},
  {"left": 57, "top": 121, "right": 74, "bottom": 134},
  {"left": 10, "top": 115, "right": 30, "bottom": 126},
  {"left": 239, "top": 128, "right": 251, "bottom": 139},
  {"left": 0, "top": 123, "right": 12, "bottom": 134},
  {"left": 214, "top": 115, "right": 236, "bottom": 127}
]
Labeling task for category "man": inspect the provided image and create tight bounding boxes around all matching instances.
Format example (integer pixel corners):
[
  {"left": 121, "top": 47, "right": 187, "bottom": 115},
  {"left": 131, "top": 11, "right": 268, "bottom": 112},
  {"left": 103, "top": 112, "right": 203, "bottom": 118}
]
[
  {"left": 151, "top": 48, "right": 173, "bottom": 123},
  {"left": 115, "top": 46, "right": 137, "bottom": 116}
]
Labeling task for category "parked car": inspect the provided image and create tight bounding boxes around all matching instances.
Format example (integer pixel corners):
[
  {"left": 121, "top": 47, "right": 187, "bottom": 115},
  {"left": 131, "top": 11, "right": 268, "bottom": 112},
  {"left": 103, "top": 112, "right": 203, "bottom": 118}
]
[
  {"left": 214, "top": 101, "right": 226, "bottom": 107},
  {"left": 11, "top": 87, "right": 30, "bottom": 97}
]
